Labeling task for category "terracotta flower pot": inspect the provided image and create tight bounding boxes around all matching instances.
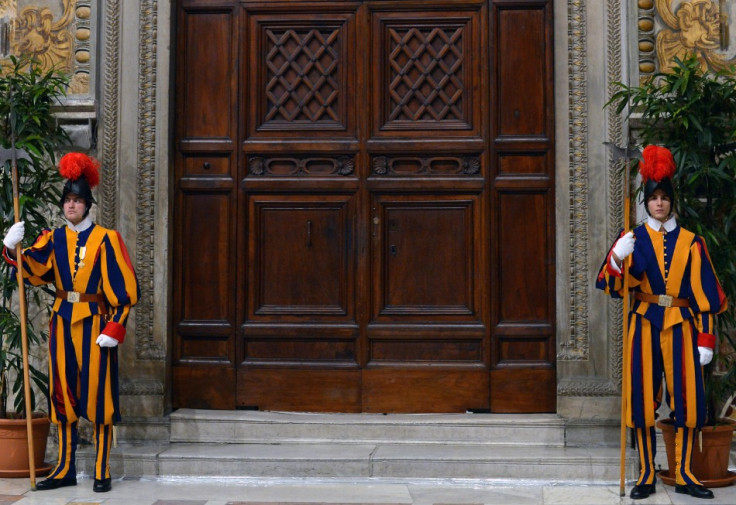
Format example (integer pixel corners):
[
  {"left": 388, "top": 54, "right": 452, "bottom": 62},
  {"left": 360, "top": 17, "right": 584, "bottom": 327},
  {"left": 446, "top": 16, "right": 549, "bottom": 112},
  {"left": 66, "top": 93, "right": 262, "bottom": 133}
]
[
  {"left": 0, "top": 414, "right": 53, "bottom": 478},
  {"left": 656, "top": 419, "right": 736, "bottom": 488}
]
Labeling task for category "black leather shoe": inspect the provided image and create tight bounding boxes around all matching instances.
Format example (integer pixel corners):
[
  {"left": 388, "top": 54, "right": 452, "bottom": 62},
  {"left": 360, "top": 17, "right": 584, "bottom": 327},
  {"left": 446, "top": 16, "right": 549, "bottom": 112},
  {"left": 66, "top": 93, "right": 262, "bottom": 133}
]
[
  {"left": 35, "top": 476, "right": 77, "bottom": 491},
  {"left": 630, "top": 483, "right": 656, "bottom": 499},
  {"left": 675, "top": 484, "right": 714, "bottom": 499},
  {"left": 93, "top": 477, "right": 111, "bottom": 493}
]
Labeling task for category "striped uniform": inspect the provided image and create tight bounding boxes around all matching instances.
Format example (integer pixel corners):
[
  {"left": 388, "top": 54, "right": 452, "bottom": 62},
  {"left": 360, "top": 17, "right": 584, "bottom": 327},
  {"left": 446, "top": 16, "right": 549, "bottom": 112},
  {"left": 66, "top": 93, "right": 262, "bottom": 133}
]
[
  {"left": 4, "top": 223, "right": 139, "bottom": 481},
  {"left": 596, "top": 221, "right": 727, "bottom": 486}
]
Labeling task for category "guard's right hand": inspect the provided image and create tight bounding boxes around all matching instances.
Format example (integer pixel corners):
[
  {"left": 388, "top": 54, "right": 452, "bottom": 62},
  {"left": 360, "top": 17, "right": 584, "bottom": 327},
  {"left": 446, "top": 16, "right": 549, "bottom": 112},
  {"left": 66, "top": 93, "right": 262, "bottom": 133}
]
[
  {"left": 612, "top": 231, "right": 635, "bottom": 261},
  {"left": 3, "top": 221, "right": 25, "bottom": 250}
]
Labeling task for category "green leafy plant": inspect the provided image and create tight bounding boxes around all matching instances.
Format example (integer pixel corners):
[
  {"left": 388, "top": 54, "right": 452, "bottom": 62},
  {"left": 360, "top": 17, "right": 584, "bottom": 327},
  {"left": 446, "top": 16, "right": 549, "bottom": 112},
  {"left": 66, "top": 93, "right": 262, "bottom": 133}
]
[
  {"left": 0, "top": 55, "right": 69, "bottom": 418},
  {"left": 607, "top": 55, "right": 736, "bottom": 425}
]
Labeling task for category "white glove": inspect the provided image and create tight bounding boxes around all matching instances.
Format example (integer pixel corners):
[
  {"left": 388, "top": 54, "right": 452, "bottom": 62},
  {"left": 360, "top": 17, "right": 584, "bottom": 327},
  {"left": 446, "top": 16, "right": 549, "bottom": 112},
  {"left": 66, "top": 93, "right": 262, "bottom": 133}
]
[
  {"left": 698, "top": 346, "right": 713, "bottom": 366},
  {"left": 612, "top": 232, "right": 635, "bottom": 262},
  {"left": 96, "top": 334, "right": 119, "bottom": 348},
  {"left": 3, "top": 221, "right": 25, "bottom": 250}
]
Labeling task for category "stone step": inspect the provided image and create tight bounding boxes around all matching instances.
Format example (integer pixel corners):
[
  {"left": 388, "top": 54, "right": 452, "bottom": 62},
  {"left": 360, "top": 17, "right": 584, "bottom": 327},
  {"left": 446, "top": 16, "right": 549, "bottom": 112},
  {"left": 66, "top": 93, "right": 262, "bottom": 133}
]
[
  {"left": 169, "top": 409, "right": 573, "bottom": 446},
  {"left": 70, "top": 410, "right": 636, "bottom": 482},
  {"left": 77, "top": 441, "right": 638, "bottom": 482}
]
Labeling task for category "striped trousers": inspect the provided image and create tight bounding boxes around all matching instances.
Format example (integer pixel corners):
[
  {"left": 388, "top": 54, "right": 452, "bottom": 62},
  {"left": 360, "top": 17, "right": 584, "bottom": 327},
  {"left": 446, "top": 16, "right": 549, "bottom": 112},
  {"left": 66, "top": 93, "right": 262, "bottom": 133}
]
[
  {"left": 634, "top": 425, "right": 702, "bottom": 486},
  {"left": 48, "top": 422, "right": 113, "bottom": 481}
]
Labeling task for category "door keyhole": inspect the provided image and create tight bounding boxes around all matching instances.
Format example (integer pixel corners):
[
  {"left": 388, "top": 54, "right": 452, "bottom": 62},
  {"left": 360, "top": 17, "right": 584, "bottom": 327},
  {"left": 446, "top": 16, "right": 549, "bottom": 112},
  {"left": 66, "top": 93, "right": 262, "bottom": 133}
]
[{"left": 390, "top": 244, "right": 397, "bottom": 256}]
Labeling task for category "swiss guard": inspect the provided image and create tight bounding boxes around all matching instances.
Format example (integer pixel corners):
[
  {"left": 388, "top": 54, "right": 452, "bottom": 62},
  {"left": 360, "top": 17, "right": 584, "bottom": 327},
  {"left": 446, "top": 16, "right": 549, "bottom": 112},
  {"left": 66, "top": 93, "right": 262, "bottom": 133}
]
[
  {"left": 596, "top": 145, "right": 727, "bottom": 500},
  {"left": 2, "top": 152, "right": 140, "bottom": 493}
]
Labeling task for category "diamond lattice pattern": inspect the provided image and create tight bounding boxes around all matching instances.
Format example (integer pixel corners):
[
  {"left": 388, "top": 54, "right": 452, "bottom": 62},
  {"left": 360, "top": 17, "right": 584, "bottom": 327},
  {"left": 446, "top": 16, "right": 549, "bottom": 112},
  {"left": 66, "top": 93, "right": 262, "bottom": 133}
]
[
  {"left": 265, "top": 28, "right": 341, "bottom": 123},
  {"left": 387, "top": 26, "right": 464, "bottom": 122}
]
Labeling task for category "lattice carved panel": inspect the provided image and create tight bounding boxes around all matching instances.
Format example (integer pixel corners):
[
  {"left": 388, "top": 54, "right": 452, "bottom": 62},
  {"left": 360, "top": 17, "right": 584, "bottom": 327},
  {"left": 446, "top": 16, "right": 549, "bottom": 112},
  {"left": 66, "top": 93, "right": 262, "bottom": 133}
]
[
  {"left": 388, "top": 26, "right": 463, "bottom": 120},
  {"left": 259, "top": 23, "right": 346, "bottom": 129},
  {"left": 372, "top": 10, "right": 478, "bottom": 133}
]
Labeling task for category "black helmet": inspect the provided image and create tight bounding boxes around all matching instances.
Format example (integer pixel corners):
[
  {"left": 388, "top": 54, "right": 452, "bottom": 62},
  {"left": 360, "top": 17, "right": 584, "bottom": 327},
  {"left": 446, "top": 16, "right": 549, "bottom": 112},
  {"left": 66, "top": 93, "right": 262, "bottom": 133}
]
[
  {"left": 639, "top": 145, "right": 676, "bottom": 216},
  {"left": 58, "top": 153, "right": 100, "bottom": 217},
  {"left": 643, "top": 177, "right": 675, "bottom": 203},
  {"left": 60, "top": 176, "right": 96, "bottom": 215}
]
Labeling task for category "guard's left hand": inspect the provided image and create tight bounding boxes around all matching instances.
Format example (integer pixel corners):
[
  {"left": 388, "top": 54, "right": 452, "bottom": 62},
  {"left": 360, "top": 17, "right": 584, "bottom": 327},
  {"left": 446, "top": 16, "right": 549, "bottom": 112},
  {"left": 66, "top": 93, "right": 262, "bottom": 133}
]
[
  {"left": 698, "top": 346, "right": 713, "bottom": 366},
  {"left": 96, "top": 334, "right": 119, "bottom": 348}
]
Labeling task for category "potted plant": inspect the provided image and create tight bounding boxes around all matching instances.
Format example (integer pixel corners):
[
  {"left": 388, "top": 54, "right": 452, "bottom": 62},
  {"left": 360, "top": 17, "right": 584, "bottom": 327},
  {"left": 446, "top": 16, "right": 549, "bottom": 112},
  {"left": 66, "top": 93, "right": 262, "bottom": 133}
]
[
  {"left": 607, "top": 55, "right": 736, "bottom": 487},
  {"left": 0, "top": 54, "right": 69, "bottom": 476}
]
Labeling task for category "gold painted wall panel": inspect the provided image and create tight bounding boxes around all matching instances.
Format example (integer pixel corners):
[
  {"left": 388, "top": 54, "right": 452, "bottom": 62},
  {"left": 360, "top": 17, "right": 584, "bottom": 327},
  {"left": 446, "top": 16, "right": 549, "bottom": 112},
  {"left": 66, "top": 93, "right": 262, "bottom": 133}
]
[
  {"left": 640, "top": 0, "right": 736, "bottom": 80},
  {"left": 1, "top": 0, "right": 95, "bottom": 98}
]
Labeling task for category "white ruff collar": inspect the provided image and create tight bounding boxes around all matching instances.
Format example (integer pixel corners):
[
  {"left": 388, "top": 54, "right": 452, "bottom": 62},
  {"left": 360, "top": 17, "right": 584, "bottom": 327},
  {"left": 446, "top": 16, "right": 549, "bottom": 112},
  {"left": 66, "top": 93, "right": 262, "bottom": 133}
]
[
  {"left": 66, "top": 216, "right": 93, "bottom": 233},
  {"left": 647, "top": 215, "right": 677, "bottom": 233}
]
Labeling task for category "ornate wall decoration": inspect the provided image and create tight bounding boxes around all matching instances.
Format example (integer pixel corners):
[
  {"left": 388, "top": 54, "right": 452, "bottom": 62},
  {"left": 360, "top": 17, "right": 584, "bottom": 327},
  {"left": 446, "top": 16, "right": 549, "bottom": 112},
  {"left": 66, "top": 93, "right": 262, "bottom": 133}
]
[
  {"left": 557, "top": 0, "right": 621, "bottom": 397},
  {"left": 120, "top": 378, "right": 164, "bottom": 396},
  {"left": 602, "top": 0, "right": 626, "bottom": 395},
  {"left": 0, "top": 1, "right": 93, "bottom": 96},
  {"left": 135, "top": 0, "right": 164, "bottom": 361},
  {"left": 9, "top": 0, "right": 73, "bottom": 72},
  {"left": 639, "top": 1, "right": 736, "bottom": 78},
  {"left": 69, "top": 1, "right": 92, "bottom": 95},
  {"left": 99, "top": 0, "right": 120, "bottom": 230},
  {"left": 557, "top": 0, "right": 590, "bottom": 363},
  {"left": 656, "top": 0, "right": 725, "bottom": 71},
  {"left": 638, "top": 1, "right": 657, "bottom": 79}
]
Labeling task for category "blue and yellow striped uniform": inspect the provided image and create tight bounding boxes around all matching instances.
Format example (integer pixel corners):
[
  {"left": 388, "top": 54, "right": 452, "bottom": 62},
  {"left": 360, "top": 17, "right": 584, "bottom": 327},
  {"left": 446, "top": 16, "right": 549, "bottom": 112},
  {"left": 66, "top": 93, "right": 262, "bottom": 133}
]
[
  {"left": 4, "top": 223, "right": 139, "bottom": 480},
  {"left": 597, "top": 221, "right": 727, "bottom": 486}
]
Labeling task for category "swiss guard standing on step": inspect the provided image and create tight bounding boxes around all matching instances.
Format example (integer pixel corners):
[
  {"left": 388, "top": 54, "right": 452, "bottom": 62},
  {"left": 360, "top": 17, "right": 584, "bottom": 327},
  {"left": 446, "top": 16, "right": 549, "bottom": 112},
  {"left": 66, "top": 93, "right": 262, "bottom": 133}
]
[
  {"left": 2, "top": 153, "right": 139, "bottom": 493},
  {"left": 596, "top": 145, "right": 727, "bottom": 500}
]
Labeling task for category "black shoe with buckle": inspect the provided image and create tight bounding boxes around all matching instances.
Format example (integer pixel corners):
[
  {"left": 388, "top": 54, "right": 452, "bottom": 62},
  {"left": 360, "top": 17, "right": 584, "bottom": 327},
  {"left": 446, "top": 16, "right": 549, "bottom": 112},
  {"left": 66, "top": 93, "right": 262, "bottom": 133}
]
[
  {"left": 630, "top": 483, "right": 656, "bottom": 500},
  {"left": 35, "top": 476, "right": 77, "bottom": 491},
  {"left": 93, "top": 477, "right": 111, "bottom": 493},
  {"left": 675, "top": 484, "right": 714, "bottom": 499}
]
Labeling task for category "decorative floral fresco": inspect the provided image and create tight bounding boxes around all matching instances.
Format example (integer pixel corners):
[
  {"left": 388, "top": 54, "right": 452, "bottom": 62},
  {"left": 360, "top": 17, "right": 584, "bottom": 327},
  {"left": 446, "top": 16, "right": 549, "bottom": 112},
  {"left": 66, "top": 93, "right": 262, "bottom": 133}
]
[
  {"left": 640, "top": 0, "right": 736, "bottom": 77},
  {"left": 0, "top": 0, "right": 91, "bottom": 95}
]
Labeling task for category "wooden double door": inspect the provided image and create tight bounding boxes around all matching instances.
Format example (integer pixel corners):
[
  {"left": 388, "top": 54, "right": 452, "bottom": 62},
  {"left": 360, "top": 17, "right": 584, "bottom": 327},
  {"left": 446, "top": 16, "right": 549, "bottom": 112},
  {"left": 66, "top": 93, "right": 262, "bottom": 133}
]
[{"left": 172, "top": 0, "right": 556, "bottom": 413}]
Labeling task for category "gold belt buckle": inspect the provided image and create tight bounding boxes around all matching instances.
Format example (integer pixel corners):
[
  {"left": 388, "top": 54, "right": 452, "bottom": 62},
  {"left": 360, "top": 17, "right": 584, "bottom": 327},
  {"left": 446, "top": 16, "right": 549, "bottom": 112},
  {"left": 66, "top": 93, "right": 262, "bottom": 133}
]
[
  {"left": 658, "top": 294, "right": 673, "bottom": 307},
  {"left": 66, "top": 291, "right": 80, "bottom": 303}
]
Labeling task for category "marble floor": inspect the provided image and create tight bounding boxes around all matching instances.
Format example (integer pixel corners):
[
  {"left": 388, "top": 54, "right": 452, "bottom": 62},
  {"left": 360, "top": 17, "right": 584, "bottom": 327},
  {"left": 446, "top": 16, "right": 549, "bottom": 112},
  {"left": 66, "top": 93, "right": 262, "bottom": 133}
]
[{"left": 1, "top": 476, "right": 736, "bottom": 505}]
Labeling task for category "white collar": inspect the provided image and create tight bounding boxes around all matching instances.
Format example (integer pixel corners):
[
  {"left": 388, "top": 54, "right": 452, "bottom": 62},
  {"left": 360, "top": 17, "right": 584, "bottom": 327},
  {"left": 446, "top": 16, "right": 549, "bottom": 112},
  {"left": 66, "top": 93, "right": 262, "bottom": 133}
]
[
  {"left": 66, "top": 216, "right": 93, "bottom": 233},
  {"left": 647, "top": 215, "right": 677, "bottom": 233}
]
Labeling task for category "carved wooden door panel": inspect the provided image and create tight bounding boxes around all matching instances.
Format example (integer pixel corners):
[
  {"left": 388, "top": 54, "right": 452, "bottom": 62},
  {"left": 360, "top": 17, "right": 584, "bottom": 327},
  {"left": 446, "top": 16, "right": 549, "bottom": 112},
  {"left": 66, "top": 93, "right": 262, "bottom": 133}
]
[{"left": 172, "top": 0, "right": 556, "bottom": 413}]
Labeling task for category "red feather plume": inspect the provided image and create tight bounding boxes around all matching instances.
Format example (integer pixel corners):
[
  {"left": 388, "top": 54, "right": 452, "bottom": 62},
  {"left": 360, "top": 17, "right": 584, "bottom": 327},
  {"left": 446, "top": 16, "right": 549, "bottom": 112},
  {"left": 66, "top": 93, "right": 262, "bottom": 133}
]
[
  {"left": 638, "top": 145, "right": 675, "bottom": 182},
  {"left": 59, "top": 152, "right": 100, "bottom": 188}
]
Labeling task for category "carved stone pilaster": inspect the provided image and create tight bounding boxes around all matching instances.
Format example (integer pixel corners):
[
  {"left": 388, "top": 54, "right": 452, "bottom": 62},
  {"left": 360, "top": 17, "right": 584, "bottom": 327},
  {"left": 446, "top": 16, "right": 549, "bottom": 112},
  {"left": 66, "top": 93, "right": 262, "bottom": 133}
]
[
  {"left": 135, "top": 0, "right": 164, "bottom": 361},
  {"left": 605, "top": 0, "right": 625, "bottom": 394},
  {"left": 557, "top": 0, "right": 623, "bottom": 398},
  {"left": 100, "top": 0, "right": 120, "bottom": 230},
  {"left": 557, "top": 0, "right": 590, "bottom": 363}
]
